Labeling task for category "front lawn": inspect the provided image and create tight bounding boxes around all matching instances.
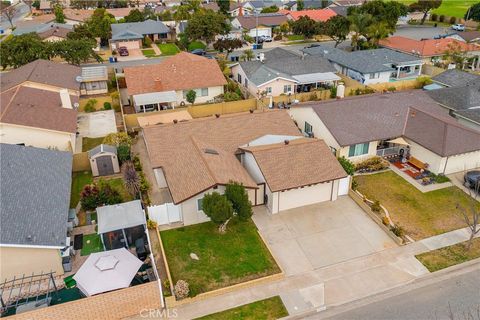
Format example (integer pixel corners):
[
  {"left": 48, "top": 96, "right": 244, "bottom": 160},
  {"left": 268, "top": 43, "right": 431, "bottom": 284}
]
[
  {"left": 431, "top": 0, "right": 477, "bottom": 18},
  {"left": 286, "top": 34, "right": 305, "bottom": 41},
  {"left": 142, "top": 49, "right": 157, "bottom": 57},
  {"left": 81, "top": 233, "right": 103, "bottom": 256},
  {"left": 416, "top": 238, "right": 480, "bottom": 272},
  {"left": 195, "top": 296, "right": 288, "bottom": 320},
  {"left": 70, "top": 171, "right": 93, "bottom": 208},
  {"left": 188, "top": 41, "right": 206, "bottom": 51},
  {"left": 82, "top": 137, "right": 105, "bottom": 152},
  {"left": 161, "top": 219, "right": 280, "bottom": 296},
  {"left": 157, "top": 43, "right": 180, "bottom": 55},
  {"left": 354, "top": 171, "right": 479, "bottom": 239}
]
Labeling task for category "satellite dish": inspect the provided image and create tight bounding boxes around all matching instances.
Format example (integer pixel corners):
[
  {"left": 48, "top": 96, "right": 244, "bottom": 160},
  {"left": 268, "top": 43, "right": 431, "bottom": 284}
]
[{"left": 75, "top": 76, "right": 83, "bottom": 82}]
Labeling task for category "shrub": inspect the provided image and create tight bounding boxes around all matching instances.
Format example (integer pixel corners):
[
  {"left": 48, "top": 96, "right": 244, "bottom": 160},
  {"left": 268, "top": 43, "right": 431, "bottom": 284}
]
[
  {"left": 382, "top": 216, "right": 390, "bottom": 226},
  {"left": 133, "top": 155, "right": 143, "bottom": 171},
  {"left": 351, "top": 179, "right": 358, "bottom": 190},
  {"left": 390, "top": 225, "right": 405, "bottom": 237},
  {"left": 147, "top": 219, "right": 157, "bottom": 230},
  {"left": 355, "top": 156, "right": 389, "bottom": 173},
  {"left": 103, "top": 132, "right": 132, "bottom": 147},
  {"left": 439, "top": 15, "right": 445, "bottom": 22},
  {"left": 117, "top": 144, "right": 131, "bottom": 164},
  {"left": 274, "top": 34, "right": 282, "bottom": 41},
  {"left": 97, "top": 179, "right": 123, "bottom": 205},
  {"left": 174, "top": 280, "right": 190, "bottom": 299},
  {"left": 123, "top": 161, "right": 140, "bottom": 198},
  {"left": 202, "top": 192, "right": 234, "bottom": 232},
  {"left": 80, "top": 184, "right": 101, "bottom": 211},
  {"left": 84, "top": 99, "right": 98, "bottom": 112},
  {"left": 309, "top": 93, "right": 318, "bottom": 101},
  {"left": 80, "top": 180, "right": 123, "bottom": 210},
  {"left": 387, "top": 86, "right": 396, "bottom": 92},
  {"left": 431, "top": 13, "right": 438, "bottom": 21},
  {"left": 225, "top": 182, "right": 252, "bottom": 221},
  {"left": 139, "top": 171, "right": 150, "bottom": 194},
  {"left": 223, "top": 91, "right": 241, "bottom": 102},
  {"left": 103, "top": 102, "right": 112, "bottom": 110},
  {"left": 449, "top": 16, "right": 456, "bottom": 24},
  {"left": 417, "top": 75, "right": 432, "bottom": 87},
  {"left": 330, "top": 86, "right": 337, "bottom": 98},
  {"left": 371, "top": 200, "right": 381, "bottom": 213},
  {"left": 338, "top": 156, "right": 355, "bottom": 175},
  {"left": 143, "top": 36, "right": 152, "bottom": 48}
]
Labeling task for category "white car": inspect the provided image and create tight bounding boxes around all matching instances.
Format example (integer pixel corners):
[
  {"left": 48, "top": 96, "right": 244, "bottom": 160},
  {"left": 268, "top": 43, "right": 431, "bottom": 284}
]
[
  {"left": 451, "top": 24, "right": 465, "bottom": 31},
  {"left": 260, "top": 35, "right": 273, "bottom": 42}
]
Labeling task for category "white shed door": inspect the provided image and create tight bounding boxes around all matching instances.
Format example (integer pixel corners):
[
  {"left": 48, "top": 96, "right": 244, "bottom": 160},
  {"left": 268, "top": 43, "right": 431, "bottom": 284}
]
[
  {"left": 338, "top": 176, "right": 350, "bottom": 196},
  {"left": 278, "top": 182, "right": 332, "bottom": 212}
]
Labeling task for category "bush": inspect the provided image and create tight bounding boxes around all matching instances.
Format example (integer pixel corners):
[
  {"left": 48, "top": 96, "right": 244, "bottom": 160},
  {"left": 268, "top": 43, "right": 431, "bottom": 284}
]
[
  {"left": 103, "top": 102, "right": 112, "bottom": 110},
  {"left": 117, "top": 144, "right": 131, "bottom": 164},
  {"left": 80, "top": 180, "right": 123, "bottom": 211},
  {"left": 223, "top": 91, "right": 241, "bottom": 102},
  {"left": 84, "top": 99, "right": 98, "bottom": 113},
  {"left": 355, "top": 156, "right": 389, "bottom": 173},
  {"left": 273, "top": 34, "right": 282, "bottom": 41},
  {"left": 387, "top": 86, "right": 396, "bottom": 92},
  {"left": 143, "top": 36, "right": 152, "bottom": 48},
  {"left": 382, "top": 216, "right": 390, "bottom": 226},
  {"left": 351, "top": 179, "right": 358, "bottom": 190},
  {"left": 431, "top": 13, "right": 438, "bottom": 21},
  {"left": 103, "top": 132, "right": 132, "bottom": 147},
  {"left": 139, "top": 171, "right": 150, "bottom": 194},
  {"left": 439, "top": 15, "right": 445, "bottom": 22},
  {"left": 390, "top": 225, "right": 405, "bottom": 237},
  {"left": 417, "top": 75, "right": 432, "bottom": 87},
  {"left": 225, "top": 182, "right": 252, "bottom": 221},
  {"left": 338, "top": 156, "right": 355, "bottom": 175},
  {"left": 202, "top": 192, "right": 234, "bottom": 231},
  {"left": 174, "top": 280, "right": 190, "bottom": 299},
  {"left": 147, "top": 219, "right": 157, "bottom": 230},
  {"left": 133, "top": 155, "right": 143, "bottom": 171},
  {"left": 449, "top": 16, "right": 456, "bottom": 24},
  {"left": 371, "top": 200, "right": 381, "bottom": 213},
  {"left": 330, "top": 87, "right": 337, "bottom": 98}
]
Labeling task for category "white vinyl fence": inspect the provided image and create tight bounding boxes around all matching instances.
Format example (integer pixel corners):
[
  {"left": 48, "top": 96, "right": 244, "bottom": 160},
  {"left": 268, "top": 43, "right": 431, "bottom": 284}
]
[{"left": 148, "top": 203, "right": 182, "bottom": 225}]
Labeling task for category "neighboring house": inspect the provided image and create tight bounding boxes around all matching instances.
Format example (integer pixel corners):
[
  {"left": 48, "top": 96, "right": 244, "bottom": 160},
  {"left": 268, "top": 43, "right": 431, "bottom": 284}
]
[
  {"left": 0, "top": 143, "right": 72, "bottom": 283},
  {"left": 0, "top": 60, "right": 80, "bottom": 151},
  {"left": 289, "top": 91, "right": 480, "bottom": 174},
  {"left": 123, "top": 52, "right": 226, "bottom": 112},
  {"left": 280, "top": 8, "right": 337, "bottom": 22},
  {"left": 379, "top": 36, "right": 480, "bottom": 68},
  {"left": 110, "top": 19, "right": 172, "bottom": 50},
  {"left": 13, "top": 23, "right": 73, "bottom": 41},
  {"left": 106, "top": 8, "right": 134, "bottom": 21},
  {"left": 79, "top": 66, "right": 109, "bottom": 96},
  {"left": 430, "top": 68, "right": 480, "bottom": 88},
  {"left": 231, "top": 47, "right": 340, "bottom": 96},
  {"left": 38, "top": 0, "right": 53, "bottom": 14},
  {"left": 231, "top": 13, "right": 288, "bottom": 38},
  {"left": 302, "top": 46, "right": 423, "bottom": 84},
  {"left": 445, "top": 31, "right": 480, "bottom": 44},
  {"left": 287, "top": 0, "right": 323, "bottom": 11},
  {"left": 229, "top": 1, "right": 285, "bottom": 16},
  {"left": 143, "top": 111, "right": 348, "bottom": 225}
]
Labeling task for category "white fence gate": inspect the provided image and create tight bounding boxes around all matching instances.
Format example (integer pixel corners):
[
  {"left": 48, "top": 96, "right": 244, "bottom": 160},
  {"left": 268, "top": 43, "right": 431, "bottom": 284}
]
[
  {"left": 338, "top": 176, "right": 351, "bottom": 196},
  {"left": 148, "top": 203, "right": 182, "bottom": 226}
]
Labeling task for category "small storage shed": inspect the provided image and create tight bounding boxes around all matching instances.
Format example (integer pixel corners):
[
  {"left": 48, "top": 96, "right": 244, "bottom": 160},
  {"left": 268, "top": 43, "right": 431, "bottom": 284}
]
[{"left": 88, "top": 144, "right": 120, "bottom": 177}]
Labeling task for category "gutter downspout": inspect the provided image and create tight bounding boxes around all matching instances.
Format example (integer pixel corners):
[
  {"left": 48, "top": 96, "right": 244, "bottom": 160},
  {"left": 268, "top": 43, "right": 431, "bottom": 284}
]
[{"left": 443, "top": 156, "right": 449, "bottom": 175}]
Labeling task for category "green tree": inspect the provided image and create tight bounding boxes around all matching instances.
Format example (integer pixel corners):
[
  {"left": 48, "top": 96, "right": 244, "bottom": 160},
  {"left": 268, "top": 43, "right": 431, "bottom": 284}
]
[
  {"left": 242, "top": 48, "right": 254, "bottom": 61},
  {"left": 324, "top": 15, "right": 350, "bottom": 48},
  {"left": 225, "top": 182, "right": 252, "bottom": 221},
  {"left": 218, "top": 0, "right": 230, "bottom": 15},
  {"left": 0, "top": 33, "right": 50, "bottom": 69},
  {"left": 338, "top": 156, "right": 355, "bottom": 175},
  {"left": 186, "top": 89, "right": 196, "bottom": 104},
  {"left": 297, "top": 0, "right": 304, "bottom": 11},
  {"left": 185, "top": 9, "right": 230, "bottom": 45},
  {"left": 32, "top": 0, "right": 40, "bottom": 9},
  {"left": 289, "top": 16, "right": 317, "bottom": 39},
  {"left": 413, "top": 0, "right": 442, "bottom": 25},
  {"left": 465, "top": 2, "right": 480, "bottom": 21},
  {"left": 54, "top": 5, "right": 65, "bottom": 23},
  {"left": 261, "top": 5, "right": 279, "bottom": 13},
  {"left": 349, "top": 0, "right": 407, "bottom": 30},
  {"left": 213, "top": 38, "right": 243, "bottom": 59},
  {"left": 348, "top": 12, "right": 372, "bottom": 50},
  {"left": 202, "top": 192, "right": 234, "bottom": 233},
  {"left": 173, "top": 4, "right": 191, "bottom": 22},
  {"left": 85, "top": 8, "right": 115, "bottom": 45},
  {"left": 67, "top": 23, "right": 95, "bottom": 41},
  {"left": 103, "top": 132, "right": 133, "bottom": 147},
  {"left": 124, "top": 8, "right": 144, "bottom": 22},
  {"left": 50, "top": 39, "right": 101, "bottom": 65},
  {"left": 365, "top": 21, "right": 392, "bottom": 48},
  {"left": 158, "top": 9, "right": 173, "bottom": 21}
]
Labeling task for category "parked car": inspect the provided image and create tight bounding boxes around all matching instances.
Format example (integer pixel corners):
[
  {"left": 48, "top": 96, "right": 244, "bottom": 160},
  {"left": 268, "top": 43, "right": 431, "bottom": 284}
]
[
  {"left": 260, "top": 35, "right": 273, "bottom": 42},
  {"left": 305, "top": 43, "right": 321, "bottom": 48},
  {"left": 118, "top": 46, "right": 129, "bottom": 56},
  {"left": 190, "top": 49, "right": 206, "bottom": 56},
  {"left": 464, "top": 170, "right": 480, "bottom": 191},
  {"left": 452, "top": 24, "right": 465, "bottom": 31}
]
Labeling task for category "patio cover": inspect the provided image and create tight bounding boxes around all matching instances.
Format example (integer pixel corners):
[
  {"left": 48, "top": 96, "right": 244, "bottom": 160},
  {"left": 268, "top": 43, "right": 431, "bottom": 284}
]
[
  {"left": 97, "top": 200, "right": 146, "bottom": 234},
  {"left": 133, "top": 91, "right": 177, "bottom": 106},
  {"left": 292, "top": 72, "right": 341, "bottom": 84},
  {"left": 73, "top": 248, "right": 143, "bottom": 296},
  {"left": 387, "top": 137, "right": 409, "bottom": 145}
]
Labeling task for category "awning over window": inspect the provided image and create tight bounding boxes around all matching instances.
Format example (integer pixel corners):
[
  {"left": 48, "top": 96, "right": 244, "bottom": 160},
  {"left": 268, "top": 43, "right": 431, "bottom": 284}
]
[
  {"left": 292, "top": 72, "right": 341, "bottom": 84},
  {"left": 133, "top": 91, "right": 177, "bottom": 106}
]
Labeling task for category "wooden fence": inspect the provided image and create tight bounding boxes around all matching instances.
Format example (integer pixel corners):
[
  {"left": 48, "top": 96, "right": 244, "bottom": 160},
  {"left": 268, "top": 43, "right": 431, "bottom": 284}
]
[
  {"left": 367, "top": 78, "right": 422, "bottom": 92},
  {"left": 422, "top": 64, "right": 445, "bottom": 77},
  {"left": 79, "top": 96, "right": 113, "bottom": 112},
  {"left": 72, "top": 152, "right": 90, "bottom": 172}
]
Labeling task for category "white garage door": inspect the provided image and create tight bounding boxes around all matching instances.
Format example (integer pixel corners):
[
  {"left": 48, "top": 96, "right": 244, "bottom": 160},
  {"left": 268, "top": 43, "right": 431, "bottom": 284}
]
[
  {"left": 248, "top": 28, "right": 271, "bottom": 38},
  {"left": 118, "top": 41, "right": 140, "bottom": 50},
  {"left": 278, "top": 182, "right": 332, "bottom": 212}
]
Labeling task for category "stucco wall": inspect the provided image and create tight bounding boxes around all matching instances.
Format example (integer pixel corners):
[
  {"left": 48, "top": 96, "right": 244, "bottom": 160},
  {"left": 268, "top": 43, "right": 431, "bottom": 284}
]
[
  {"left": 405, "top": 139, "right": 444, "bottom": 174},
  {"left": 231, "top": 64, "right": 262, "bottom": 97},
  {"left": 0, "top": 123, "right": 75, "bottom": 152},
  {"left": 175, "top": 86, "right": 224, "bottom": 106},
  {"left": 0, "top": 246, "right": 63, "bottom": 281},
  {"left": 338, "top": 141, "right": 379, "bottom": 162},
  {"left": 242, "top": 152, "right": 266, "bottom": 184},
  {"left": 442, "top": 150, "right": 480, "bottom": 174},
  {"left": 257, "top": 78, "right": 296, "bottom": 97}
]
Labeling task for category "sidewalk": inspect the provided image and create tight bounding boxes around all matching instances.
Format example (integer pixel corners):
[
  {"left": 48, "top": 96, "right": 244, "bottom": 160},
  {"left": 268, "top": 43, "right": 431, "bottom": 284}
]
[{"left": 152, "top": 226, "right": 479, "bottom": 320}]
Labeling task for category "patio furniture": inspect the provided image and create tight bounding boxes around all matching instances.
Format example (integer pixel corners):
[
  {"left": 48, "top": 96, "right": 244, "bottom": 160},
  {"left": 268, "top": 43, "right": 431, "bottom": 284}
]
[{"left": 407, "top": 156, "right": 427, "bottom": 171}]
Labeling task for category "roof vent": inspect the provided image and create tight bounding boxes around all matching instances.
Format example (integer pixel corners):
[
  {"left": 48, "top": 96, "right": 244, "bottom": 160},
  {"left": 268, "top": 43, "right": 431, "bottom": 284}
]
[
  {"left": 249, "top": 109, "right": 254, "bottom": 113},
  {"left": 26, "top": 235, "right": 33, "bottom": 241},
  {"left": 204, "top": 148, "right": 219, "bottom": 155},
  {"left": 410, "top": 111, "right": 416, "bottom": 117},
  {"left": 154, "top": 77, "right": 161, "bottom": 82},
  {"left": 284, "top": 140, "right": 289, "bottom": 145}
]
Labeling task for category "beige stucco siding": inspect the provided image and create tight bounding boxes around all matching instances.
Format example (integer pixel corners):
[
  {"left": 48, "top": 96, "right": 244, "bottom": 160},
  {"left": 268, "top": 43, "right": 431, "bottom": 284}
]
[
  {"left": 175, "top": 86, "right": 224, "bottom": 105},
  {"left": 441, "top": 150, "right": 480, "bottom": 174},
  {"left": 0, "top": 247, "right": 63, "bottom": 281},
  {"left": 338, "top": 141, "right": 378, "bottom": 162},
  {"left": 231, "top": 64, "right": 295, "bottom": 97},
  {"left": 0, "top": 123, "right": 75, "bottom": 151}
]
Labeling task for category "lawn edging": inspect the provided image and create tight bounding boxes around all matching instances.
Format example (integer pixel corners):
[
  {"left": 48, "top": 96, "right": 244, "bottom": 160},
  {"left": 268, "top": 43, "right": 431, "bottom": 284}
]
[
  {"left": 161, "top": 227, "right": 284, "bottom": 308},
  {"left": 349, "top": 189, "right": 404, "bottom": 246}
]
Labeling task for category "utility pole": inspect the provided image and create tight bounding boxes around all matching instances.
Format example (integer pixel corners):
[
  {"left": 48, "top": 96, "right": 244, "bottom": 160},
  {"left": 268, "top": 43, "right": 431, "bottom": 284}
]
[{"left": 255, "top": 11, "right": 258, "bottom": 46}]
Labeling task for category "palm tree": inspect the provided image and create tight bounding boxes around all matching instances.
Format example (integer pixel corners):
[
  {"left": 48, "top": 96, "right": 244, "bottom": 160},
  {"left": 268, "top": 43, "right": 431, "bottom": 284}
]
[
  {"left": 243, "top": 49, "right": 254, "bottom": 61},
  {"left": 122, "top": 161, "right": 140, "bottom": 198},
  {"left": 366, "top": 21, "right": 392, "bottom": 48},
  {"left": 348, "top": 13, "right": 372, "bottom": 51}
]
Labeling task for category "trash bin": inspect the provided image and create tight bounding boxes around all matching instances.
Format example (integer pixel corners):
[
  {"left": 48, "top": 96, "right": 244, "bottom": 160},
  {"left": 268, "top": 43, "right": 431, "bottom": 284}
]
[{"left": 109, "top": 56, "right": 114, "bottom": 63}]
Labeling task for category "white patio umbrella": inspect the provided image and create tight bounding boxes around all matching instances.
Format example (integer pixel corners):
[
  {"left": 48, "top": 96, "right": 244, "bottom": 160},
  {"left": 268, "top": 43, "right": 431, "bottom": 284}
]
[{"left": 73, "top": 248, "right": 143, "bottom": 296}]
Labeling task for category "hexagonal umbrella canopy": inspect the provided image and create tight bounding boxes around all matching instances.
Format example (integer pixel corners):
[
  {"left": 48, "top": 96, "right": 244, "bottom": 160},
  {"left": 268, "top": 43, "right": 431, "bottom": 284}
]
[{"left": 74, "top": 248, "right": 143, "bottom": 296}]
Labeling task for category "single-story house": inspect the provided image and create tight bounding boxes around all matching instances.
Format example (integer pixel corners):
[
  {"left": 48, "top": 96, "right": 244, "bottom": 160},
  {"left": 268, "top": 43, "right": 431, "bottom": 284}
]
[
  {"left": 12, "top": 22, "right": 73, "bottom": 41},
  {"left": 123, "top": 52, "right": 227, "bottom": 112},
  {"left": 0, "top": 144, "right": 72, "bottom": 283},
  {"left": 286, "top": 0, "right": 323, "bottom": 11},
  {"left": 229, "top": 1, "right": 286, "bottom": 16},
  {"left": 302, "top": 46, "right": 423, "bottom": 84},
  {"left": 88, "top": 144, "right": 120, "bottom": 177},
  {"left": 143, "top": 111, "right": 348, "bottom": 225},
  {"left": 106, "top": 7, "right": 135, "bottom": 21},
  {"left": 430, "top": 68, "right": 480, "bottom": 88},
  {"left": 110, "top": 19, "right": 172, "bottom": 50},
  {"left": 445, "top": 31, "right": 480, "bottom": 44},
  {"left": 280, "top": 8, "right": 337, "bottom": 22},
  {"left": 231, "top": 47, "right": 340, "bottom": 96},
  {"left": 79, "top": 66, "right": 109, "bottom": 96},
  {"left": 231, "top": 13, "right": 288, "bottom": 38},
  {"left": 0, "top": 60, "right": 80, "bottom": 151},
  {"left": 38, "top": 0, "right": 53, "bottom": 14},
  {"left": 289, "top": 90, "right": 480, "bottom": 174},
  {"left": 379, "top": 36, "right": 480, "bottom": 69}
]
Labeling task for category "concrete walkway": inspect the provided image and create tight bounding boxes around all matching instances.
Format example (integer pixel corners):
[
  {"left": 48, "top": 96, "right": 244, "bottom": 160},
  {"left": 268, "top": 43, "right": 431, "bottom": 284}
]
[
  {"left": 160, "top": 226, "right": 480, "bottom": 320},
  {"left": 151, "top": 43, "right": 161, "bottom": 56}
]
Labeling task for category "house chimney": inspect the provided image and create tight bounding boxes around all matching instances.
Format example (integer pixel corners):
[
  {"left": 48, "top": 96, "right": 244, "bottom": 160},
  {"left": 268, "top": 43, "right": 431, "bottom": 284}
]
[{"left": 59, "top": 89, "right": 72, "bottom": 109}]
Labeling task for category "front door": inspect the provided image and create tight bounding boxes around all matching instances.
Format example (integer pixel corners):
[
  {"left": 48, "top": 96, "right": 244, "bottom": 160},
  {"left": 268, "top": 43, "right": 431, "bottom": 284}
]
[{"left": 96, "top": 155, "right": 114, "bottom": 176}]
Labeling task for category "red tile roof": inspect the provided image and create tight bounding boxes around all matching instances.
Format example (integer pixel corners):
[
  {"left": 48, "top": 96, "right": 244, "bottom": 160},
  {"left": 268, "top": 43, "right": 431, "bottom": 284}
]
[
  {"left": 124, "top": 52, "right": 227, "bottom": 96},
  {"left": 379, "top": 36, "right": 478, "bottom": 57},
  {"left": 281, "top": 9, "right": 337, "bottom": 22}
]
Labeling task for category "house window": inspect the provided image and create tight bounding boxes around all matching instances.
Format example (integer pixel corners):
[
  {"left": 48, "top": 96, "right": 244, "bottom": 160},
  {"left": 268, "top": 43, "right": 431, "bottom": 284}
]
[
  {"left": 197, "top": 198, "right": 203, "bottom": 211},
  {"left": 304, "top": 121, "right": 313, "bottom": 134},
  {"left": 265, "top": 87, "right": 272, "bottom": 94},
  {"left": 370, "top": 73, "right": 380, "bottom": 79},
  {"left": 348, "top": 143, "right": 369, "bottom": 157},
  {"left": 244, "top": 78, "right": 248, "bottom": 87},
  {"left": 183, "top": 88, "right": 209, "bottom": 99},
  {"left": 237, "top": 74, "right": 242, "bottom": 83},
  {"left": 284, "top": 85, "right": 292, "bottom": 93},
  {"left": 201, "top": 88, "right": 208, "bottom": 96}
]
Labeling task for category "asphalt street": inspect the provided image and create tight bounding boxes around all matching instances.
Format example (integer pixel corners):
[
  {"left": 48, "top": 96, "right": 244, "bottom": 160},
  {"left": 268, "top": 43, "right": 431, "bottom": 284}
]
[
  {"left": 0, "top": 2, "right": 29, "bottom": 31},
  {"left": 319, "top": 268, "right": 480, "bottom": 320}
]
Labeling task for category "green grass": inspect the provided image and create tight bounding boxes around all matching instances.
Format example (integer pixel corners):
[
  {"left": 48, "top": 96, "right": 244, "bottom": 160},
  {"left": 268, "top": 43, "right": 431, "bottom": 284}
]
[
  {"left": 431, "top": 0, "right": 477, "bottom": 19},
  {"left": 195, "top": 296, "right": 288, "bottom": 320},
  {"left": 354, "top": 171, "right": 480, "bottom": 240},
  {"left": 70, "top": 171, "right": 93, "bottom": 208},
  {"left": 416, "top": 238, "right": 480, "bottom": 272},
  {"left": 142, "top": 49, "right": 157, "bottom": 57},
  {"left": 157, "top": 43, "right": 180, "bottom": 55},
  {"left": 188, "top": 41, "right": 206, "bottom": 51},
  {"left": 104, "top": 178, "right": 133, "bottom": 202},
  {"left": 81, "top": 233, "right": 103, "bottom": 256},
  {"left": 160, "top": 219, "right": 281, "bottom": 296},
  {"left": 82, "top": 137, "right": 105, "bottom": 152},
  {"left": 286, "top": 34, "right": 305, "bottom": 41}
]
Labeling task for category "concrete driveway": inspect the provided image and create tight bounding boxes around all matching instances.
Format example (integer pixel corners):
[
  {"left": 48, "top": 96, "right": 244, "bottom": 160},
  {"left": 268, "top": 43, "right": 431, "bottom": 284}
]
[{"left": 253, "top": 196, "right": 397, "bottom": 276}]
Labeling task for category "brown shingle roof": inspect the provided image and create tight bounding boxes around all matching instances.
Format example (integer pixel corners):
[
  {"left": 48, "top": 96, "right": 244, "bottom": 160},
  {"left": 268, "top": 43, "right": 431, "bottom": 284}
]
[
  {"left": 1, "top": 59, "right": 81, "bottom": 93},
  {"left": 38, "top": 25, "right": 71, "bottom": 39},
  {"left": 143, "top": 111, "right": 302, "bottom": 204},
  {"left": 0, "top": 86, "right": 78, "bottom": 133},
  {"left": 242, "top": 138, "right": 347, "bottom": 192},
  {"left": 235, "top": 14, "right": 288, "bottom": 30},
  {"left": 124, "top": 52, "right": 227, "bottom": 96}
]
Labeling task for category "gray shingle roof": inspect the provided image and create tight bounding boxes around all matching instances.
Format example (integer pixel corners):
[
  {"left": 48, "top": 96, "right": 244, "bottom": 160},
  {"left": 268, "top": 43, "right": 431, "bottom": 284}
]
[
  {"left": 111, "top": 19, "right": 170, "bottom": 41},
  {"left": 239, "top": 48, "right": 336, "bottom": 86},
  {"left": 303, "top": 46, "right": 422, "bottom": 74},
  {"left": 88, "top": 144, "right": 117, "bottom": 157},
  {"left": 431, "top": 69, "right": 480, "bottom": 88},
  {"left": 0, "top": 144, "right": 72, "bottom": 248}
]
